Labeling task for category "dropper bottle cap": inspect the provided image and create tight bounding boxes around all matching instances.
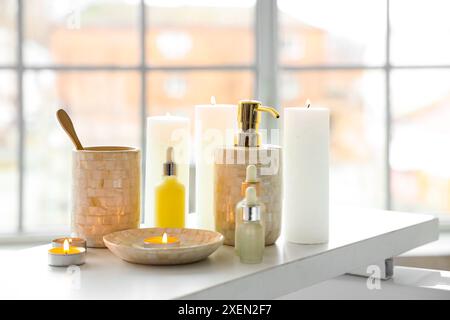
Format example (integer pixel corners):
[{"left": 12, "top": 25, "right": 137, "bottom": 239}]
[
  {"left": 246, "top": 164, "right": 257, "bottom": 182},
  {"left": 242, "top": 186, "right": 261, "bottom": 221},
  {"left": 163, "top": 146, "right": 176, "bottom": 176},
  {"left": 241, "top": 164, "right": 260, "bottom": 196}
]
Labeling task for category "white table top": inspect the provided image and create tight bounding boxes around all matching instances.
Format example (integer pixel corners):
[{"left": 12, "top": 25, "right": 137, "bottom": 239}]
[{"left": 0, "top": 207, "right": 438, "bottom": 300}]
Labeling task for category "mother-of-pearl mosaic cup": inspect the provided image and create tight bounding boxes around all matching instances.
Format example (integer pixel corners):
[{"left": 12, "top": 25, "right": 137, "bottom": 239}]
[{"left": 72, "top": 146, "right": 141, "bottom": 248}]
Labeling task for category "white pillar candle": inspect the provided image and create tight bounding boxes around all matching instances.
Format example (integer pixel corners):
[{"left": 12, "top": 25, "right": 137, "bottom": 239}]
[
  {"left": 283, "top": 106, "right": 329, "bottom": 244},
  {"left": 195, "top": 102, "right": 237, "bottom": 230},
  {"left": 145, "top": 115, "right": 190, "bottom": 226}
]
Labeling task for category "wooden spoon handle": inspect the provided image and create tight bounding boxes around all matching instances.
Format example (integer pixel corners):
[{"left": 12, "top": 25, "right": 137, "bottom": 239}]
[{"left": 56, "top": 109, "right": 84, "bottom": 150}]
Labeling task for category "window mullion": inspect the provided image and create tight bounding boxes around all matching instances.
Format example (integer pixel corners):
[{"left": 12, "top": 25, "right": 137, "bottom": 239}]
[
  {"left": 17, "top": 0, "right": 24, "bottom": 233},
  {"left": 140, "top": 0, "right": 147, "bottom": 223},
  {"left": 385, "top": 0, "right": 392, "bottom": 210},
  {"left": 256, "top": 0, "right": 279, "bottom": 132}
]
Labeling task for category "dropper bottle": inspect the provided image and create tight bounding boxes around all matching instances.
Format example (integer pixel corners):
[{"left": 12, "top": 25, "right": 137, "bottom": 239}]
[
  {"left": 235, "top": 186, "right": 265, "bottom": 264},
  {"left": 235, "top": 165, "right": 265, "bottom": 242},
  {"left": 154, "top": 146, "right": 185, "bottom": 228}
]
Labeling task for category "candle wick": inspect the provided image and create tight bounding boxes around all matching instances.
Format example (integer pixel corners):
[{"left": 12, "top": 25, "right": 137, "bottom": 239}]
[{"left": 304, "top": 99, "right": 311, "bottom": 109}]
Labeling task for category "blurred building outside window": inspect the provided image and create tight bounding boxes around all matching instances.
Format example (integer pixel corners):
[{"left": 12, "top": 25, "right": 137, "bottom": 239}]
[{"left": 156, "top": 32, "right": 192, "bottom": 60}]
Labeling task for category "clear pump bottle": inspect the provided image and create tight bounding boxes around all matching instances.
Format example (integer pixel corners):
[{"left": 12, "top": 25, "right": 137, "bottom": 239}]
[{"left": 235, "top": 186, "right": 264, "bottom": 264}]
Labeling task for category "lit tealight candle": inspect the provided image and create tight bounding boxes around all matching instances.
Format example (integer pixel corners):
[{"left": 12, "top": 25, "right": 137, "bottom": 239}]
[
  {"left": 143, "top": 232, "right": 180, "bottom": 248},
  {"left": 52, "top": 237, "right": 87, "bottom": 250},
  {"left": 48, "top": 239, "right": 86, "bottom": 267}
]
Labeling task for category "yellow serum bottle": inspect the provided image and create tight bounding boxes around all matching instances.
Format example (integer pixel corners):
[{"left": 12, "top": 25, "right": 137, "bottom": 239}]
[{"left": 155, "top": 147, "right": 185, "bottom": 228}]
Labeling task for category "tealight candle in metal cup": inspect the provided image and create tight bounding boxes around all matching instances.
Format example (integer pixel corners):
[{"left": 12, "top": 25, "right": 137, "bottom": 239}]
[{"left": 48, "top": 239, "right": 86, "bottom": 267}]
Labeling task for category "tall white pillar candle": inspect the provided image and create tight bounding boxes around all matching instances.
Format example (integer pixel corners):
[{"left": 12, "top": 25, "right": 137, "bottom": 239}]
[
  {"left": 283, "top": 107, "right": 329, "bottom": 244},
  {"left": 145, "top": 115, "right": 190, "bottom": 226},
  {"left": 195, "top": 103, "right": 237, "bottom": 230}
]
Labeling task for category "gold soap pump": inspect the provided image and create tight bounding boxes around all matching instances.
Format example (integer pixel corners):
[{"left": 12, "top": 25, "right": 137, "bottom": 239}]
[
  {"left": 214, "top": 99, "right": 282, "bottom": 246},
  {"left": 235, "top": 100, "right": 280, "bottom": 147}
]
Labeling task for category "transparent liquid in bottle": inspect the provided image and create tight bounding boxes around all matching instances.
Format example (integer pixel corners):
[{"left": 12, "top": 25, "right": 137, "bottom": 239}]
[{"left": 235, "top": 221, "right": 264, "bottom": 264}]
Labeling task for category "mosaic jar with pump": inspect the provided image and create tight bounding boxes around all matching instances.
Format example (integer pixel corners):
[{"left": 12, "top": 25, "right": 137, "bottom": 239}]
[{"left": 214, "top": 100, "right": 282, "bottom": 246}]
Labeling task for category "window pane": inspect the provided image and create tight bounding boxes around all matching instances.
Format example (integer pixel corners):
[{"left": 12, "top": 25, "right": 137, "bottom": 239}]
[
  {"left": 0, "top": 0, "right": 16, "bottom": 64},
  {"left": 391, "top": 0, "right": 450, "bottom": 65},
  {"left": 278, "top": 0, "right": 386, "bottom": 66},
  {"left": 281, "top": 70, "right": 386, "bottom": 208},
  {"left": 391, "top": 70, "right": 450, "bottom": 216},
  {"left": 24, "top": 0, "right": 139, "bottom": 65},
  {"left": 147, "top": 71, "right": 254, "bottom": 122},
  {"left": 24, "top": 71, "right": 140, "bottom": 232},
  {"left": 0, "top": 72, "right": 17, "bottom": 233},
  {"left": 146, "top": 0, "right": 255, "bottom": 66}
]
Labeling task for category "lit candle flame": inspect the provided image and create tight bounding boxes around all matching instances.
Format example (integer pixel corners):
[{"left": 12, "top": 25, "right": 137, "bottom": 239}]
[
  {"left": 210, "top": 96, "right": 216, "bottom": 105},
  {"left": 162, "top": 232, "right": 168, "bottom": 244},
  {"left": 305, "top": 99, "right": 311, "bottom": 109},
  {"left": 63, "top": 239, "right": 70, "bottom": 254}
]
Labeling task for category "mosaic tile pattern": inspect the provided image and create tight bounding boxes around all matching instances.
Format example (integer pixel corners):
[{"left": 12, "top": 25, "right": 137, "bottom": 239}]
[
  {"left": 72, "top": 147, "right": 141, "bottom": 248},
  {"left": 103, "top": 228, "right": 224, "bottom": 265},
  {"left": 214, "top": 146, "right": 282, "bottom": 246}
]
